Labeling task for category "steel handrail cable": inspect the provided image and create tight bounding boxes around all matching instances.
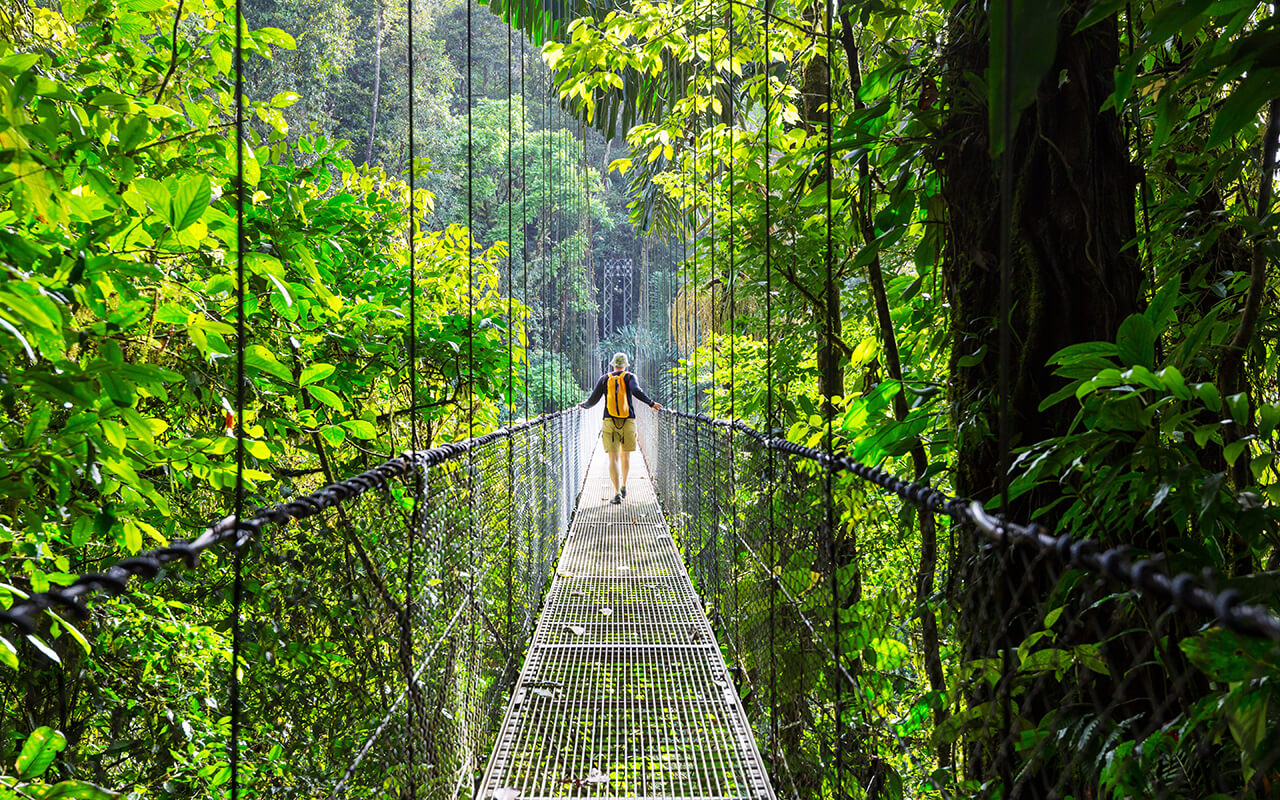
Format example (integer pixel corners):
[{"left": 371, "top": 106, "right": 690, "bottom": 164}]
[
  {"left": 0, "top": 409, "right": 579, "bottom": 635},
  {"left": 654, "top": 407, "right": 1280, "bottom": 643}
]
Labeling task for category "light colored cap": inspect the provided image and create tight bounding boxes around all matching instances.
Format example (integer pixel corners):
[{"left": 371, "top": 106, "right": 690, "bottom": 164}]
[{"left": 611, "top": 352, "right": 629, "bottom": 368}]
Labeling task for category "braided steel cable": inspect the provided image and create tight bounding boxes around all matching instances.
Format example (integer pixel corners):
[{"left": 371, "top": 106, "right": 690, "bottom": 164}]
[
  {"left": 0, "top": 411, "right": 576, "bottom": 635},
  {"left": 652, "top": 408, "right": 1280, "bottom": 643}
]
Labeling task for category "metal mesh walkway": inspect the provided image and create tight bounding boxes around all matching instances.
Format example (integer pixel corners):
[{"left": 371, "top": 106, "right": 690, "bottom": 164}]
[{"left": 477, "top": 443, "right": 776, "bottom": 800}]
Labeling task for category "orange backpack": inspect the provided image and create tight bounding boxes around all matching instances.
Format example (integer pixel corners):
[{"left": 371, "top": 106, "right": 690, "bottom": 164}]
[{"left": 605, "top": 371, "right": 631, "bottom": 418}]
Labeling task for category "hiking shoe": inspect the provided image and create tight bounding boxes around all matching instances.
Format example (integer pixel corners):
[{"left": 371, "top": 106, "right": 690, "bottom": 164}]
[
  {"left": 620, "top": 486, "right": 627, "bottom": 498},
  {"left": 610, "top": 493, "right": 622, "bottom": 505}
]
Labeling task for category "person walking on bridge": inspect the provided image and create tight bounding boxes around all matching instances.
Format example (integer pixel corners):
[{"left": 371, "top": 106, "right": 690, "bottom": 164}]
[{"left": 579, "top": 352, "right": 662, "bottom": 504}]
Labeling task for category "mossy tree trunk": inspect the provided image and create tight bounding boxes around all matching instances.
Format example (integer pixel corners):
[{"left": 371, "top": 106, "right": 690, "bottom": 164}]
[{"left": 939, "top": 0, "right": 1142, "bottom": 789}]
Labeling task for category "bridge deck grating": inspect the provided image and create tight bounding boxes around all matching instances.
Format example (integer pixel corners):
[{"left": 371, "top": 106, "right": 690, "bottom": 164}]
[{"left": 477, "top": 444, "right": 775, "bottom": 800}]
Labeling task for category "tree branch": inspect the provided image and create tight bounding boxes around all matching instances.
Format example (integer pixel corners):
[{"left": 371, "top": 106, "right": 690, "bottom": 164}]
[{"left": 154, "top": 0, "right": 186, "bottom": 103}]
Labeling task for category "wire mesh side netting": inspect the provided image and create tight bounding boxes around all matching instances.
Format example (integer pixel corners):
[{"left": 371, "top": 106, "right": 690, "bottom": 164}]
[
  {"left": 0, "top": 411, "right": 598, "bottom": 797},
  {"left": 636, "top": 405, "right": 1280, "bottom": 800}
]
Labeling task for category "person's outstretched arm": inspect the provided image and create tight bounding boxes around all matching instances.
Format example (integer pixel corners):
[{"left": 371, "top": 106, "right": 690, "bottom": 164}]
[
  {"left": 627, "top": 374, "right": 663, "bottom": 410},
  {"left": 579, "top": 375, "right": 605, "bottom": 409}
]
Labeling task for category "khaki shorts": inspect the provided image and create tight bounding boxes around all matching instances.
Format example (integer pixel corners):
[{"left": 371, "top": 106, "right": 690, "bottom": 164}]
[{"left": 602, "top": 417, "right": 637, "bottom": 453}]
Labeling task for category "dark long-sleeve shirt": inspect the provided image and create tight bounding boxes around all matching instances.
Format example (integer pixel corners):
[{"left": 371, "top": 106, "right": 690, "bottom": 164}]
[{"left": 582, "top": 371, "right": 655, "bottom": 419}]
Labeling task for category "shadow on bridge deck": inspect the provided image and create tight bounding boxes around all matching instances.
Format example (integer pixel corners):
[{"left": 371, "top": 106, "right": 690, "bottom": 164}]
[{"left": 478, "top": 443, "right": 776, "bottom": 800}]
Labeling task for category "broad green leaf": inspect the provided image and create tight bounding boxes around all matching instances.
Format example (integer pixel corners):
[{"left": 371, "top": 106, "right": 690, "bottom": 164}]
[
  {"left": 319, "top": 425, "right": 347, "bottom": 447},
  {"left": 1181, "top": 628, "right": 1280, "bottom": 683},
  {"left": 170, "top": 175, "right": 212, "bottom": 231},
  {"left": 1145, "top": 278, "right": 1179, "bottom": 332},
  {"left": 1225, "top": 392, "right": 1249, "bottom": 426},
  {"left": 299, "top": 363, "right": 336, "bottom": 386},
  {"left": 48, "top": 611, "right": 91, "bottom": 657},
  {"left": 1156, "top": 367, "right": 1192, "bottom": 400},
  {"left": 1259, "top": 403, "right": 1280, "bottom": 437},
  {"left": 1195, "top": 382, "right": 1223, "bottom": 412},
  {"left": 1224, "top": 440, "right": 1248, "bottom": 467},
  {"left": 0, "top": 635, "right": 16, "bottom": 669},
  {"left": 306, "top": 385, "right": 345, "bottom": 411},
  {"left": 0, "top": 53, "right": 41, "bottom": 74},
  {"left": 1207, "top": 69, "right": 1280, "bottom": 149},
  {"left": 100, "top": 419, "right": 128, "bottom": 450},
  {"left": 25, "top": 635, "right": 60, "bottom": 664},
  {"left": 244, "top": 345, "right": 292, "bottom": 382},
  {"left": 341, "top": 420, "right": 377, "bottom": 440},
  {"left": 132, "top": 178, "right": 170, "bottom": 217},
  {"left": 1115, "top": 314, "right": 1155, "bottom": 368},
  {"left": 256, "top": 27, "right": 298, "bottom": 49},
  {"left": 16, "top": 726, "right": 66, "bottom": 778}
]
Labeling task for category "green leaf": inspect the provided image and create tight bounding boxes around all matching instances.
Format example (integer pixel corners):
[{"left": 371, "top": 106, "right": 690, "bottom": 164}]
[
  {"left": 37, "top": 781, "right": 119, "bottom": 800},
  {"left": 1156, "top": 366, "right": 1191, "bottom": 400},
  {"left": 0, "top": 635, "right": 16, "bottom": 670},
  {"left": 16, "top": 726, "right": 66, "bottom": 778},
  {"left": 170, "top": 175, "right": 211, "bottom": 231},
  {"left": 319, "top": 425, "right": 346, "bottom": 447},
  {"left": 306, "top": 385, "right": 345, "bottom": 411},
  {"left": 0, "top": 53, "right": 41, "bottom": 75},
  {"left": 1038, "top": 381, "right": 1080, "bottom": 411},
  {"left": 26, "top": 635, "right": 60, "bottom": 665},
  {"left": 1207, "top": 68, "right": 1280, "bottom": 149},
  {"left": 341, "top": 420, "right": 377, "bottom": 439},
  {"left": 1145, "top": 278, "right": 1179, "bottom": 332},
  {"left": 132, "top": 178, "right": 170, "bottom": 218},
  {"left": 299, "top": 364, "right": 335, "bottom": 386},
  {"left": 898, "top": 275, "right": 924, "bottom": 304},
  {"left": 48, "top": 611, "right": 91, "bottom": 657},
  {"left": 1181, "top": 628, "right": 1280, "bottom": 683},
  {"left": 1225, "top": 392, "right": 1250, "bottom": 426},
  {"left": 1225, "top": 440, "right": 1249, "bottom": 467},
  {"left": 1195, "top": 382, "right": 1223, "bottom": 412},
  {"left": 1048, "top": 340, "right": 1118, "bottom": 364},
  {"left": 1259, "top": 403, "right": 1280, "bottom": 437},
  {"left": 989, "top": 0, "right": 1067, "bottom": 156},
  {"left": 100, "top": 419, "right": 128, "bottom": 450},
  {"left": 1115, "top": 314, "right": 1156, "bottom": 368},
  {"left": 255, "top": 27, "right": 298, "bottom": 49},
  {"left": 244, "top": 345, "right": 292, "bottom": 382},
  {"left": 956, "top": 344, "right": 987, "bottom": 368},
  {"left": 1074, "top": 0, "right": 1127, "bottom": 31}
]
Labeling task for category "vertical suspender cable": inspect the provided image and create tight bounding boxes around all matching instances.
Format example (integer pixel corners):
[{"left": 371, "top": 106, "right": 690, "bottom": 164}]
[
  {"left": 997, "top": 0, "right": 1012, "bottom": 515},
  {"left": 506, "top": 6, "right": 516, "bottom": 677},
  {"left": 726, "top": 0, "right": 740, "bottom": 654},
  {"left": 465, "top": 0, "right": 478, "bottom": 775},
  {"left": 522, "top": 34, "right": 530, "bottom": 420},
  {"left": 823, "top": 1, "right": 841, "bottom": 792},
  {"left": 406, "top": 0, "right": 420, "bottom": 788},
  {"left": 229, "top": 0, "right": 247, "bottom": 791},
  {"left": 997, "top": 0, "right": 1015, "bottom": 792},
  {"left": 763, "top": 0, "right": 778, "bottom": 758}
]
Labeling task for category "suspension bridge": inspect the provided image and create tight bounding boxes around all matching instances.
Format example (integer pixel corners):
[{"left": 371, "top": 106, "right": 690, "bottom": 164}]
[{"left": 3, "top": 0, "right": 1280, "bottom": 794}]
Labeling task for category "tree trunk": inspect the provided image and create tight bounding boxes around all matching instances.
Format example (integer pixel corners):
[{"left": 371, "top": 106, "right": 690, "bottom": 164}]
[
  {"left": 796, "top": 8, "right": 843, "bottom": 405},
  {"left": 365, "top": 0, "right": 384, "bottom": 166},
  {"left": 940, "top": 0, "right": 1141, "bottom": 792}
]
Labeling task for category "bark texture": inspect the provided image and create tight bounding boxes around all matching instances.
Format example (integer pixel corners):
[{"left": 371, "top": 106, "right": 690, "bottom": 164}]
[{"left": 940, "top": 0, "right": 1142, "bottom": 790}]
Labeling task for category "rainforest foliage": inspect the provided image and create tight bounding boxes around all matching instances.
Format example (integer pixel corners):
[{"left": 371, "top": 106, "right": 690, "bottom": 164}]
[
  {"left": 0, "top": 0, "right": 607, "bottom": 792},
  {"left": 2, "top": 0, "right": 1280, "bottom": 794}
]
